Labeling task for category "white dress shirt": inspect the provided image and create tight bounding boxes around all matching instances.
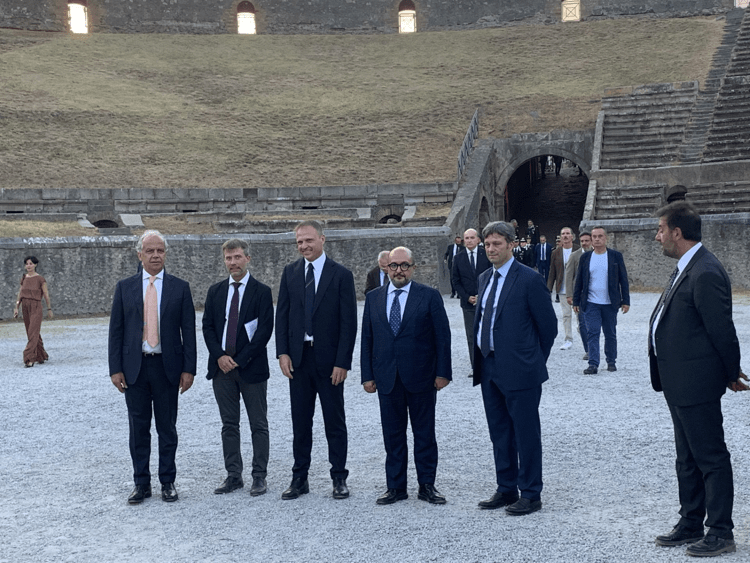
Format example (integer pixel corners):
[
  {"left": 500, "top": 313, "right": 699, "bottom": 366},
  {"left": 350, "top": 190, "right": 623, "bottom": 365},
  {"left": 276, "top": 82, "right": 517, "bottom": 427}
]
[
  {"left": 479, "top": 257, "right": 514, "bottom": 351},
  {"left": 222, "top": 271, "right": 250, "bottom": 350}
]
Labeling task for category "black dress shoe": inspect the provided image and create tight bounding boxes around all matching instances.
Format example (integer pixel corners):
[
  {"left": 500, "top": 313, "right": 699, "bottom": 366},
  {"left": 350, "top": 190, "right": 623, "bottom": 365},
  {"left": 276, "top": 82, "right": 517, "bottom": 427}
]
[
  {"left": 249, "top": 477, "right": 267, "bottom": 497},
  {"left": 583, "top": 366, "right": 598, "bottom": 375},
  {"left": 686, "top": 534, "right": 735, "bottom": 556},
  {"left": 281, "top": 478, "right": 309, "bottom": 500},
  {"left": 417, "top": 484, "right": 446, "bottom": 505},
  {"left": 161, "top": 483, "right": 178, "bottom": 502},
  {"left": 655, "top": 525, "right": 704, "bottom": 547},
  {"left": 332, "top": 478, "right": 349, "bottom": 499},
  {"left": 607, "top": 364, "right": 617, "bottom": 372},
  {"left": 214, "top": 476, "right": 244, "bottom": 495},
  {"left": 478, "top": 491, "right": 519, "bottom": 510},
  {"left": 505, "top": 497, "right": 542, "bottom": 515},
  {"left": 127, "top": 484, "right": 152, "bottom": 505},
  {"left": 376, "top": 488, "right": 408, "bottom": 505}
]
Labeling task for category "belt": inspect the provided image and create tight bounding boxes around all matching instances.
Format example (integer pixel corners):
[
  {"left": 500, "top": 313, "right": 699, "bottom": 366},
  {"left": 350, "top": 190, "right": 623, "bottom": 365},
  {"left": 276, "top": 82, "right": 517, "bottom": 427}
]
[
  {"left": 143, "top": 352, "right": 162, "bottom": 357},
  {"left": 303, "top": 341, "right": 314, "bottom": 348}
]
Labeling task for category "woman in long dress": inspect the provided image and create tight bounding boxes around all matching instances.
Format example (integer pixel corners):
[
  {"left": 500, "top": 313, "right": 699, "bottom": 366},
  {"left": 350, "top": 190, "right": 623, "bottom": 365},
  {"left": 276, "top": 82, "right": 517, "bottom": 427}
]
[{"left": 12, "top": 256, "right": 53, "bottom": 367}]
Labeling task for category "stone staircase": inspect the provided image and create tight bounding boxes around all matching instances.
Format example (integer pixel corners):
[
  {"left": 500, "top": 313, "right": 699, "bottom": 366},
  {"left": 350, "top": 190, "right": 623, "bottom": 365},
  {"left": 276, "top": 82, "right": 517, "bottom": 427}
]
[
  {"left": 677, "top": 9, "right": 744, "bottom": 164},
  {"left": 599, "top": 82, "right": 698, "bottom": 169},
  {"left": 594, "top": 184, "right": 666, "bottom": 220},
  {"left": 703, "top": 9, "right": 750, "bottom": 163},
  {"left": 685, "top": 180, "right": 750, "bottom": 213}
]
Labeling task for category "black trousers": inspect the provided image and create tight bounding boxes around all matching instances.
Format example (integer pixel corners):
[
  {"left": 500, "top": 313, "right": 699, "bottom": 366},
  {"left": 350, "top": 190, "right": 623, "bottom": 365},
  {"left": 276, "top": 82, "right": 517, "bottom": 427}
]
[
  {"left": 289, "top": 343, "right": 348, "bottom": 481},
  {"left": 668, "top": 400, "right": 734, "bottom": 537},
  {"left": 212, "top": 372, "right": 269, "bottom": 479},
  {"left": 377, "top": 374, "right": 438, "bottom": 490},
  {"left": 124, "top": 354, "right": 179, "bottom": 485},
  {"left": 462, "top": 308, "right": 476, "bottom": 370}
]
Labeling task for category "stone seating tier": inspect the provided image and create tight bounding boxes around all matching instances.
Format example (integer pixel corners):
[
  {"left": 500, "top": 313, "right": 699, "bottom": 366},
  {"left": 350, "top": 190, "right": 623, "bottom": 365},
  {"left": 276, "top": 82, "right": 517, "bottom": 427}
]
[
  {"left": 685, "top": 181, "right": 750, "bottom": 214},
  {"left": 594, "top": 184, "right": 665, "bottom": 219}
]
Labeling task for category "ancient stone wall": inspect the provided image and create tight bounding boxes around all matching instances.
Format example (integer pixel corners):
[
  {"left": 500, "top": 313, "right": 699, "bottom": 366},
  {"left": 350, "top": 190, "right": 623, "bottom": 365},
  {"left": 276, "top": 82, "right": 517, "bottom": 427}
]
[
  {"left": 0, "top": 227, "right": 450, "bottom": 318},
  {"left": 0, "top": 0, "right": 735, "bottom": 34}
]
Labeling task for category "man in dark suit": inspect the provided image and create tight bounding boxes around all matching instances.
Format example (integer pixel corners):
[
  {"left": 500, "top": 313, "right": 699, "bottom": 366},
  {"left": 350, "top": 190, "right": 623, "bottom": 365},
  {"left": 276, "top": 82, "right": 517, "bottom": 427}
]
[
  {"left": 444, "top": 236, "right": 464, "bottom": 297},
  {"left": 202, "top": 238, "right": 274, "bottom": 497},
  {"left": 361, "top": 246, "right": 451, "bottom": 505},
  {"left": 276, "top": 220, "right": 357, "bottom": 500},
  {"left": 109, "top": 230, "right": 197, "bottom": 504},
  {"left": 451, "top": 228, "right": 491, "bottom": 377},
  {"left": 517, "top": 238, "right": 536, "bottom": 268},
  {"left": 534, "top": 235, "right": 552, "bottom": 282},
  {"left": 473, "top": 222, "right": 557, "bottom": 515},
  {"left": 572, "top": 226, "right": 629, "bottom": 374},
  {"left": 364, "top": 250, "right": 390, "bottom": 295},
  {"left": 650, "top": 202, "right": 747, "bottom": 557}
]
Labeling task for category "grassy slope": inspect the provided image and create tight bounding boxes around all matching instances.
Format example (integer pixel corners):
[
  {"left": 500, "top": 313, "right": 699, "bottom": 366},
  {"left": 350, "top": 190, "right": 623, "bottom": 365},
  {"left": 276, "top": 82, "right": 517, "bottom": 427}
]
[{"left": 0, "top": 17, "right": 723, "bottom": 190}]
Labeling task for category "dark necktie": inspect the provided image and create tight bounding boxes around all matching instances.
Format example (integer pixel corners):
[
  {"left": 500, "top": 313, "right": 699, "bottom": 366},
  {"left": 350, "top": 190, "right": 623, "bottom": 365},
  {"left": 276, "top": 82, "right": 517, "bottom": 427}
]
[
  {"left": 541, "top": 245, "right": 545, "bottom": 261},
  {"left": 389, "top": 289, "right": 403, "bottom": 335},
  {"left": 650, "top": 266, "right": 679, "bottom": 347},
  {"left": 305, "top": 263, "right": 315, "bottom": 337},
  {"left": 480, "top": 271, "right": 501, "bottom": 358},
  {"left": 225, "top": 281, "right": 241, "bottom": 356},
  {"left": 470, "top": 251, "right": 475, "bottom": 271}
]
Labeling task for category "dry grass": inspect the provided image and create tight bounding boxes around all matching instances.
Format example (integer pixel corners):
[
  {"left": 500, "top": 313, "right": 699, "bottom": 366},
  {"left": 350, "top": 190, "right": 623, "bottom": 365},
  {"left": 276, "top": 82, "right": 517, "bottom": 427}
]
[
  {"left": 412, "top": 203, "right": 453, "bottom": 218},
  {"left": 0, "top": 17, "right": 724, "bottom": 189},
  {"left": 0, "top": 220, "right": 93, "bottom": 238}
]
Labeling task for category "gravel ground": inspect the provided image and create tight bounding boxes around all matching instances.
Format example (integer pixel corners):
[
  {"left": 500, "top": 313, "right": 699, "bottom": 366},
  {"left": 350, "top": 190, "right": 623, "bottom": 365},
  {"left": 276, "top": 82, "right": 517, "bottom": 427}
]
[{"left": 2, "top": 292, "right": 750, "bottom": 563}]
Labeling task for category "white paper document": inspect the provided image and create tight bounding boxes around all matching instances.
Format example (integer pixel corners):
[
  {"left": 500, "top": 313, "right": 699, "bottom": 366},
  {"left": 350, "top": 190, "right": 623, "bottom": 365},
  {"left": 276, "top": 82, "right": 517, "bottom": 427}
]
[{"left": 244, "top": 319, "right": 258, "bottom": 343}]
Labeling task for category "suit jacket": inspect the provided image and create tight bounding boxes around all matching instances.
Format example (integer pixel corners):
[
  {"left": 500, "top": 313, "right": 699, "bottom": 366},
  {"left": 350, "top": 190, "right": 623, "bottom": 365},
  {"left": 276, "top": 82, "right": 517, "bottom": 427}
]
[
  {"left": 365, "top": 266, "right": 388, "bottom": 295},
  {"left": 202, "top": 274, "right": 274, "bottom": 384},
  {"left": 451, "top": 246, "right": 492, "bottom": 310},
  {"left": 275, "top": 256, "right": 357, "bottom": 374},
  {"left": 444, "top": 243, "right": 464, "bottom": 271},
  {"left": 108, "top": 272, "right": 197, "bottom": 386},
  {"left": 534, "top": 243, "right": 552, "bottom": 268},
  {"left": 472, "top": 260, "right": 557, "bottom": 390},
  {"left": 361, "top": 282, "right": 452, "bottom": 395},
  {"left": 564, "top": 247, "right": 589, "bottom": 299},
  {"left": 519, "top": 246, "right": 536, "bottom": 268},
  {"left": 547, "top": 244, "right": 579, "bottom": 292},
  {"left": 572, "top": 248, "right": 630, "bottom": 310},
  {"left": 649, "top": 246, "right": 740, "bottom": 407}
]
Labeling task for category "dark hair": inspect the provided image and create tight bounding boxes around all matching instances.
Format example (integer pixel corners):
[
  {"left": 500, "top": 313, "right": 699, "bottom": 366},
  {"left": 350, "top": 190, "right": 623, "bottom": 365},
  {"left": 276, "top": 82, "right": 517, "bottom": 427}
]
[
  {"left": 23, "top": 255, "right": 39, "bottom": 265},
  {"left": 222, "top": 238, "right": 250, "bottom": 257},
  {"left": 482, "top": 221, "right": 515, "bottom": 244},
  {"left": 579, "top": 230, "right": 592, "bottom": 238},
  {"left": 656, "top": 201, "right": 702, "bottom": 242}
]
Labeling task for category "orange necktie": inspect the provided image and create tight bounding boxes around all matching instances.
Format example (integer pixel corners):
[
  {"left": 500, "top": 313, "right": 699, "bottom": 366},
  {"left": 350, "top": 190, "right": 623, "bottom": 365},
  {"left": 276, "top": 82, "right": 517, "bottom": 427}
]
[{"left": 143, "top": 275, "right": 159, "bottom": 347}]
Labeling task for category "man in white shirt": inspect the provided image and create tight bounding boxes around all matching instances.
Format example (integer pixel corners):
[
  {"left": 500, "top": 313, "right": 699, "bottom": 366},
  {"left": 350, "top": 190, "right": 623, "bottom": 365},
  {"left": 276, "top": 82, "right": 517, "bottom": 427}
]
[{"left": 572, "top": 227, "right": 630, "bottom": 374}]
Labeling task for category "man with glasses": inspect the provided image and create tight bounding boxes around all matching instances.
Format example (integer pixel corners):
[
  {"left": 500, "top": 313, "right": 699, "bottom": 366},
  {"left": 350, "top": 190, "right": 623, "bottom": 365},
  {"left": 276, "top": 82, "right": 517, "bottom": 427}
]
[{"left": 361, "top": 247, "right": 452, "bottom": 505}]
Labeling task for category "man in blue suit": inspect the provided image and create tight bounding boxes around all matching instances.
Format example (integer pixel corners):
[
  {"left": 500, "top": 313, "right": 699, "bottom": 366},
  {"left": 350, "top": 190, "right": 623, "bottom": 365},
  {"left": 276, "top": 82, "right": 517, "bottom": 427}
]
[
  {"left": 573, "top": 226, "right": 630, "bottom": 375},
  {"left": 361, "top": 246, "right": 451, "bottom": 505},
  {"left": 276, "top": 220, "right": 357, "bottom": 500},
  {"left": 473, "top": 221, "right": 557, "bottom": 515},
  {"left": 534, "top": 235, "right": 552, "bottom": 282},
  {"left": 109, "top": 231, "right": 197, "bottom": 504}
]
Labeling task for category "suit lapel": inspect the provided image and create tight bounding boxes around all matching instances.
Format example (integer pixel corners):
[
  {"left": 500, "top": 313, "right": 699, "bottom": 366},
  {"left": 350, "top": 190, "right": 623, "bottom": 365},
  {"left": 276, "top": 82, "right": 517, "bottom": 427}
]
[
  {"left": 398, "top": 284, "right": 422, "bottom": 335},
  {"left": 661, "top": 247, "right": 703, "bottom": 316},
  {"left": 240, "top": 276, "right": 257, "bottom": 322},
  {"left": 216, "top": 279, "right": 230, "bottom": 331},
  {"left": 313, "top": 258, "right": 333, "bottom": 314},
  {"left": 376, "top": 286, "right": 390, "bottom": 330},
  {"left": 494, "top": 261, "right": 519, "bottom": 321},
  {"left": 130, "top": 274, "right": 144, "bottom": 319}
]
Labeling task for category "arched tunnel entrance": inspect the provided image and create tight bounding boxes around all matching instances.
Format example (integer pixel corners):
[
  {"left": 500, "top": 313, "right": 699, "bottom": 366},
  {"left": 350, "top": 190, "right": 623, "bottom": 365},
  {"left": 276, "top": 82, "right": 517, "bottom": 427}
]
[{"left": 504, "top": 154, "right": 589, "bottom": 241}]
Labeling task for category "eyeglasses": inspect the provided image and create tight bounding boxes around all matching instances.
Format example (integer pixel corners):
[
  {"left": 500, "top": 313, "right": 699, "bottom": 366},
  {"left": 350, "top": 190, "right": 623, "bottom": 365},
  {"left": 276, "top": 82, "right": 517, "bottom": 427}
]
[{"left": 388, "top": 262, "right": 414, "bottom": 271}]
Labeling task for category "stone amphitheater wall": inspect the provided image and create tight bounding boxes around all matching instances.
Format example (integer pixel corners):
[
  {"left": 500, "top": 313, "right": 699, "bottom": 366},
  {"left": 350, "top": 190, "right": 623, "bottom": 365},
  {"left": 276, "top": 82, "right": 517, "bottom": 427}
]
[{"left": 0, "top": 0, "right": 735, "bottom": 34}]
